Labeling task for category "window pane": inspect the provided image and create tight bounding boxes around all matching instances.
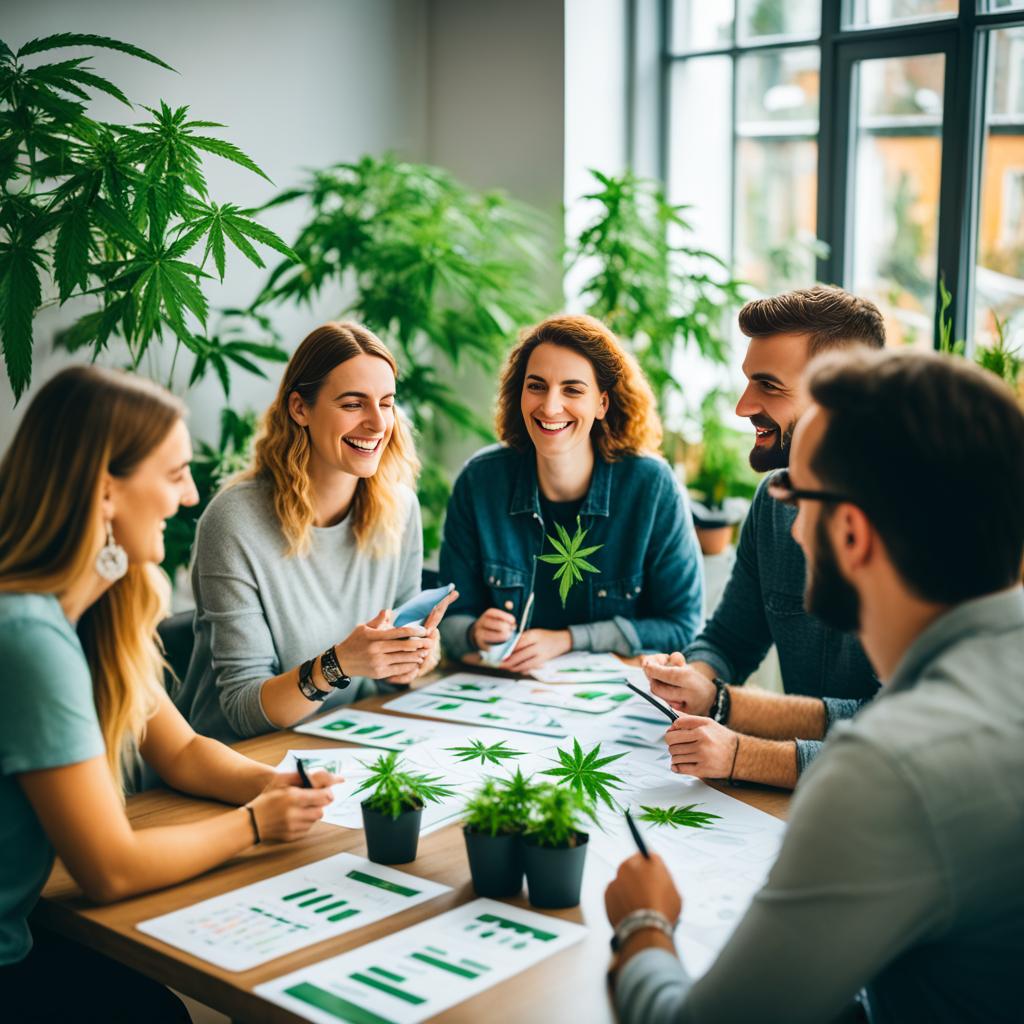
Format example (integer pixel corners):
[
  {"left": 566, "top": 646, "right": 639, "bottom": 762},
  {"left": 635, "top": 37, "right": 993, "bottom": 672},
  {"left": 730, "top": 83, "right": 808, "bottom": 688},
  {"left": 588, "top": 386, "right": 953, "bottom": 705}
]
[
  {"left": 847, "top": 0, "right": 957, "bottom": 28},
  {"left": 984, "top": 1, "right": 1024, "bottom": 11},
  {"left": 670, "top": 0, "right": 734, "bottom": 54},
  {"left": 737, "top": 47, "right": 820, "bottom": 129},
  {"left": 974, "top": 27, "right": 1024, "bottom": 352},
  {"left": 668, "top": 57, "right": 733, "bottom": 260},
  {"left": 737, "top": 0, "right": 819, "bottom": 43},
  {"left": 849, "top": 54, "right": 945, "bottom": 348}
]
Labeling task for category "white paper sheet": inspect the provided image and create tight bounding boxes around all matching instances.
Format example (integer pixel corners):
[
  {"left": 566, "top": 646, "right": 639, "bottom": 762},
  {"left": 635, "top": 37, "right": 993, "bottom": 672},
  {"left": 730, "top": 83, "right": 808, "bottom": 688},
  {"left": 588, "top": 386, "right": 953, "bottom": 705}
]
[
  {"left": 137, "top": 853, "right": 451, "bottom": 972},
  {"left": 382, "top": 688, "right": 570, "bottom": 737},
  {"left": 294, "top": 708, "right": 484, "bottom": 750},
  {"left": 529, "top": 651, "right": 638, "bottom": 684},
  {"left": 254, "top": 897, "right": 587, "bottom": 1024}
]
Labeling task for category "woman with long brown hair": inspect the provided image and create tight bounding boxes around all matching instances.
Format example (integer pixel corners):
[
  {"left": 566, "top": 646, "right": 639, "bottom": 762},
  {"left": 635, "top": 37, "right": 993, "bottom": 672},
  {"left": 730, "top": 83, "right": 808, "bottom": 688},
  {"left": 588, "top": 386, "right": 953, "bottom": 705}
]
[
  {"left": 177, "top": 322, "right": 453, "bottom": 743},
  {"left": 439, "top": 314, "right": 703, "bottom": 671},
  {"left": 0, "top": 366, "right": 336, "bottom": 1020}
]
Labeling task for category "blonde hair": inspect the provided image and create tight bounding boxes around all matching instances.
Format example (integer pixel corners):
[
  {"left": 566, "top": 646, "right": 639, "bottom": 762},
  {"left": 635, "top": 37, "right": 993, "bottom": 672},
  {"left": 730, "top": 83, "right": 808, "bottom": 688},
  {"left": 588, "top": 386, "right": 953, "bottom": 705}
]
[
  {"left": 0, "top": 366, "right": 184, "bottom": 790},
  {"left": 240, "top": 322, "right": 419, "bottom": 557},
  {"left": 495, "top": 313, "right": 663, "bottom": 459}
]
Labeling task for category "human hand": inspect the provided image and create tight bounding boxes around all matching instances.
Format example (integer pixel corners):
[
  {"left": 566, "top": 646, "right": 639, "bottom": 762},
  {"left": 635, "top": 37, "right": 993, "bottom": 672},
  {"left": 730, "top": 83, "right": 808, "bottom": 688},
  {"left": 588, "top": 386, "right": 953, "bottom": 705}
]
[
  {"left": 421, "top": 589, "right": 459, "bottom": 633},
  {"left": 499, "top": 628, "right": 572, "bottom": 674},
  {"left": 664, "top": 713, "right": 740, "bottom": 779},
  {"left": 386, "top": 631, "right": 442, "bottom": 685},
  {"left": 604, "top": 852, "right": 681, "bottom": 929},
  {"left": 642, "top": 652, "right": 717, "bottom": 716},
  {"left": 471, "top": 607, "right": 518, "bottom": 648},
  {"left": 336, "top": 609, "right": 434, "bottom": 680},
  {"left": 250, "top": 770, "right": 336, "bottom": 842}
]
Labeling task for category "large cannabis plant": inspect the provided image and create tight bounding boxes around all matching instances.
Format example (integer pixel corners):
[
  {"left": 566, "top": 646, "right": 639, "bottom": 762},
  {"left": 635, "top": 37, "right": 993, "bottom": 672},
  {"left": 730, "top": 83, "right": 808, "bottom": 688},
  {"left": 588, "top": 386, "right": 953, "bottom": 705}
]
[
  {"left": 0, "top": 33, "right": 295, "bottom": 400},
  {"left": 355, "top": 751, "right": 455, "bottom": 820}
]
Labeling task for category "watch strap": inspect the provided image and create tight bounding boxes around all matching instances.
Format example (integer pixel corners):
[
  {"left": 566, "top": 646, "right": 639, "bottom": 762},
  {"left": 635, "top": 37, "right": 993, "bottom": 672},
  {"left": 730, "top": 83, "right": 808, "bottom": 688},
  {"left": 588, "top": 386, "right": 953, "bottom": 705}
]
[
  {"left": 297, "top": 657, "right": 328, "bottom": 702},
  {"left": 610, "top": 909, "right": 676, "bottom": 952},
  {"left": 320, "top": 645, "right": 352, "bottom": 689}
]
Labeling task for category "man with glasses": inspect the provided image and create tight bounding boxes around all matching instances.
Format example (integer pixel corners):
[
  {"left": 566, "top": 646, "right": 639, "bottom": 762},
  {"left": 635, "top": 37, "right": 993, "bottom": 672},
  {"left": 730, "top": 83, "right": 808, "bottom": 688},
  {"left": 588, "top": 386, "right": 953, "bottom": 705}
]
[
  {"left": 643, "top": 285, "right": 885, "bottom": 789},
  {"left": 606, "top": 347, "right": 1024, "bottom": 1023}
]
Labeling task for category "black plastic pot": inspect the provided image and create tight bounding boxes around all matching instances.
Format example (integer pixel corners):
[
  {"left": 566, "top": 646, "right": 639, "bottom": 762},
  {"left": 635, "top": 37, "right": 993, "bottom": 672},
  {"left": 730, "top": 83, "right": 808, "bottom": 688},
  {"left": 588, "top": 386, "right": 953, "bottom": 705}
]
[
  {"left": 463, "top": 828, "right": 524, "bottom": 898},
  {"left": 361, "top": 800, "right": 422, "bottom": 864},
  {"left": 523, "top": 832, "right": 589, "bottom": 909}
]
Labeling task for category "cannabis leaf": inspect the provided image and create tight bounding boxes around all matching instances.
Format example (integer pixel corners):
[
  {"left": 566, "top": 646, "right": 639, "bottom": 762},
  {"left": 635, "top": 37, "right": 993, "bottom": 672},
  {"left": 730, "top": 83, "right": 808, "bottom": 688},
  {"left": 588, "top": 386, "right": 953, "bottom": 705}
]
[
  {"left": 638, "top": 804, "right": 721, "bottom": 830},
  {"left": 541, "top": 738, "right": 626, "bottom": 811},
  {"left": 354, "top": 750, "right": 456, "bottom": 820},
  {"left": 446, "top": 739, "right": 526, "bottom": 766},
  {"left": 538, "top": 516, "right": 603, "bottom": 608}
]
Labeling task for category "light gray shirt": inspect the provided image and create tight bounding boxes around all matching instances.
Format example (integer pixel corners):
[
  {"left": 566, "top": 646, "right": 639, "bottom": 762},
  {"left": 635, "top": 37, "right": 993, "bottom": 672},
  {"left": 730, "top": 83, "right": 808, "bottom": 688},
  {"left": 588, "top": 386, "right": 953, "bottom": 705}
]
[
  {"left": 175, "top": 479, "right": 421, "bottom": 744},
  {"left": 616, "top": 586, "right": 1024, "bottom": 1024}
]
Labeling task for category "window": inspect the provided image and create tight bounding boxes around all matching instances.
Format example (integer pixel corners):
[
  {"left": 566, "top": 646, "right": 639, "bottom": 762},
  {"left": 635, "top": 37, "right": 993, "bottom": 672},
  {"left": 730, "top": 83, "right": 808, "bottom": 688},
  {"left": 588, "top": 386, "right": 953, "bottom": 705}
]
[{"left": 650, "top": 0, "right": 1024, "bottom": 354}]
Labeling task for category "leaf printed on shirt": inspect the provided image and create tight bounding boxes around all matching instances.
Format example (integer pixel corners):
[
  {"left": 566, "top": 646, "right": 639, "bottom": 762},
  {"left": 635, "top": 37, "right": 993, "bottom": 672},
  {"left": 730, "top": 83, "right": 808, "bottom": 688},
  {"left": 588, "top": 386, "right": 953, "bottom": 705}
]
[{"left": 538, "top": 515, "right": 603, "bottom": 608}]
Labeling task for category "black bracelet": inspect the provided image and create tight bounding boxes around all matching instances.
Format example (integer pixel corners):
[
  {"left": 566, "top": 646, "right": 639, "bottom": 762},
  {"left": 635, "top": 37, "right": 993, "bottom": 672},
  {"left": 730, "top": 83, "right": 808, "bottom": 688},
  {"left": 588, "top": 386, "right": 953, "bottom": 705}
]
[
  {"left": 320, "top": 644, "right": 351, "bottom": 689},
  {"left": 244, "top": 803, "right": 261, "bottom": 844},
  {"left": 710, "top": 678, "right": 731, "bottom": 724},
  {"left": 297, "top": 657, "right": 328, "bottom": 702}
]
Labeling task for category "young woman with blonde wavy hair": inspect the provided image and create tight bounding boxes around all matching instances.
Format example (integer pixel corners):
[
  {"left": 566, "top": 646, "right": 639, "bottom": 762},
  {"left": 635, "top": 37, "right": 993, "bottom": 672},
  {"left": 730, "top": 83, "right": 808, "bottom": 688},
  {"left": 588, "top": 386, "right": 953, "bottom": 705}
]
[
  {"left": 439, "top": 314, "right": 704, "bottom": 671},
  {"left": 177, "top": 321, "right": 453, "bottom": 743},
  {"left": 0, "top": 366, "right": 336, "bottom": 1020}
]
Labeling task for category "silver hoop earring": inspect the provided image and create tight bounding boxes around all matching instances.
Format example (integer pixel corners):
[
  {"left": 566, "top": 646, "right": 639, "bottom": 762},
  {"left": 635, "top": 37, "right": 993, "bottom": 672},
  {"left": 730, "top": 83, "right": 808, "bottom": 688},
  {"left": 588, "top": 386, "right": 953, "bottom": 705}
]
[{"left": 95, "top": 520, "right": 128, "bottom": 581}]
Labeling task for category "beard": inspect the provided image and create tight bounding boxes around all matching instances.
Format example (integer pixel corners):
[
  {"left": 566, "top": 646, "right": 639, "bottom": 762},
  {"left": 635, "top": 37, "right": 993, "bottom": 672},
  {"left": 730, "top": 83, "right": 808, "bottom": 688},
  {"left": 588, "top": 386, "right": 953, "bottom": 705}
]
[
  {"left": 805, "top": 515, "right": 861, "bottom": 633},
  {"left": 748, "top": 413, "right": 796, "bottom": 472}
]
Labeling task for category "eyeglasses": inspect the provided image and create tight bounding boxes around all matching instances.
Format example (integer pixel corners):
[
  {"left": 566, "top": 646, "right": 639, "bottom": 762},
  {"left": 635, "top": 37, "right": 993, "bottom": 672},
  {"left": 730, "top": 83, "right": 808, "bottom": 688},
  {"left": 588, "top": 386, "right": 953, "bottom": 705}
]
[{"left": 767, "top": 469, "right": 856, "bottom": 508}]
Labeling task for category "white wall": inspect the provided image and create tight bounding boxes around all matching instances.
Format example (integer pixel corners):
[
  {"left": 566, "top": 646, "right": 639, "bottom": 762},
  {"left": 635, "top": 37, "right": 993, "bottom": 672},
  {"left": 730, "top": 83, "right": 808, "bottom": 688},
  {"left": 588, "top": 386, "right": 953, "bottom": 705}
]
[{"left": 1, "top": 0, "right": 428, "bottom": 445}]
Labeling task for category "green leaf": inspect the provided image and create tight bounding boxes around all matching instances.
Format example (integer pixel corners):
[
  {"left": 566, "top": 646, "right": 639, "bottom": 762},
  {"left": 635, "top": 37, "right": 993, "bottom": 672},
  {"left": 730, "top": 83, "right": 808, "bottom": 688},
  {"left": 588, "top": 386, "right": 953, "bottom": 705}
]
[
  {"left": 186, "top": 135, "right": 272, "bottom": 183},
  {"left": 0, "top": 240, "right": 45, "bottom": 399},
  {"left": 17, "top": 33, "right": 175, "bottom": 71},
  {"left": 446, "top": 739, "right": 526, "bottom": 766},
  {"left": 53, "top": 202, "right": 92, "bottom": 301},
  {"left": 545, "top": 532, "right": 569, "bottom": 559},
  {"left": 637, "top": 804, "right": 721, "bottom": 830}
]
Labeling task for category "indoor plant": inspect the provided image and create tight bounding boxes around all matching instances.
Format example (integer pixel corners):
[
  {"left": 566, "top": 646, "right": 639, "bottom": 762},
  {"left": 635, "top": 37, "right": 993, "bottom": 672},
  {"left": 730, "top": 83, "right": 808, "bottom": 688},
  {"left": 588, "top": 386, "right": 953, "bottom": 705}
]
[
  {"left": 355, "top": 751, "right": 454, "bottom": 864},
  {"left": 522, "top": 782, "right": 592, "bottom": 909},
  {"left": 461, "top": 768, "right": 537, "bottom": 898}
]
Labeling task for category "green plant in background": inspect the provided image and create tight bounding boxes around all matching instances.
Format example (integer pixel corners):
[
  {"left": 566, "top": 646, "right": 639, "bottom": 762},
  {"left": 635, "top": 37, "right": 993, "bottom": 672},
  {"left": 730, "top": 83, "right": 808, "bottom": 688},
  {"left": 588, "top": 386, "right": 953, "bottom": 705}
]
[
  {"left": 0, "top": 33, "right": 296, "bottom": 400},
  {"left": 462, "top": 768, "right": 539, "bottom": 837},
  {"left": 161, "top": 406, "right": 258, "bottom": 579},
  {"left": 524, "top": 781, "right": 590, "bottom": 848},
  {"left": 446, "top": 738, "right": 526, "bottom": 767},
  {"left": 354, "top": 751, "right": 455, "bottom": 820},
  {"left": 538, "top": 516, "right": 603, "bottom": 607},
  {"left": 686, "top": 389, "right": 759, "bottom": 510},
  {"left": 541, "top": 738, "right": 626, "bottom": 812},
  {"left": 568, "top": 169, "right": 745, "bottom": 423},
  {"left": 252, "top": 154, "right": 548, "bottom": 554},
  {"left": 638, "top": 803, "right": 722, "bottom": 831},
  {"left": 938, "top": 277, "right": 966, "bottom": 356}
]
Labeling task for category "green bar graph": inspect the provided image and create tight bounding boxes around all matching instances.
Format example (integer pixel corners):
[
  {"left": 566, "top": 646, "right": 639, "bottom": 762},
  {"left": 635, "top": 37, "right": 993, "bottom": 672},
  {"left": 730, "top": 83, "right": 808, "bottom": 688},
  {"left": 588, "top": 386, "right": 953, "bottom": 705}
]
[
  {"left": 368, "top": 966, "right": 404, "bottom": 983},
  {"left": 477, "top": 912, "right": 556, "bottom": 942},
  {"left": 347, "top": 870, "right": 419, "bottom": 898},
  {"left": 325, "top": 720, "right": 355, "bottom": 732},
  {"left": 354, "top": 725, "right": 382, "bottom": 735},
  {"left": 351, "top": 971, "right": 426, "bottom": 1005},
  {"left": 329, "top": 908, "right": 360, "bottom": 923},
  {"left": 298, "top": 893, "right": 332, "bottom": 908},
  {"left": 409, "top": 952, "right": 477, "bottom": 979},
  {"left": 282, "top": 887, "right": 317, "bottom": 901},
  {"left": 286, "top": 982, "right": 397, "bottom": 1024}
]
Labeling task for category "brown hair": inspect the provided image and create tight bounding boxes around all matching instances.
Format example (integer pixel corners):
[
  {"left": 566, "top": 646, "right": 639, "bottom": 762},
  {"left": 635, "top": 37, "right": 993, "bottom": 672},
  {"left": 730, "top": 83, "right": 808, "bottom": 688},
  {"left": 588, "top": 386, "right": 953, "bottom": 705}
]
[
  {"left": 807, "top": 348, "right": 1024, "bottom": 603},
  {"left": 0, "top": 366, "right": 184, "bottom": 790},
  {"left": 495, "top": 314, "right": 662, "bottom": 460},
  {"left": 739, "top": 285, "right": 886, "bottom": 356},
  {"left": 239, "top": 322, "right": 419, "bottom": 557}
]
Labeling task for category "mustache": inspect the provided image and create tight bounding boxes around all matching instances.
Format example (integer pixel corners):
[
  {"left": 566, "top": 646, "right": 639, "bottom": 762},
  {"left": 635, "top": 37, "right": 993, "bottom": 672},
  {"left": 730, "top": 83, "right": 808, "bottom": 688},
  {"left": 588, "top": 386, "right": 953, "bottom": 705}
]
[{"left": 749, "top": 413, "right": 780, "bottom": 431}]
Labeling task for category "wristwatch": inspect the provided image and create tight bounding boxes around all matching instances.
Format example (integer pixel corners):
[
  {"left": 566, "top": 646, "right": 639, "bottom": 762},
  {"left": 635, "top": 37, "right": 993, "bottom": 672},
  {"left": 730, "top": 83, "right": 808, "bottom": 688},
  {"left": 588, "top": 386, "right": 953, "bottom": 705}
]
[
  {"left": 320, "top": 644, "right": 352, "bottom": 689},
  {"left": 610, "top": 909, "right": 677, "bottom": 952},
  {"left": 297, "top": 658, "right": 328, "bottom": 702},
  {"left": 709, "top": 678, "right": 731, "bottom": 724}
]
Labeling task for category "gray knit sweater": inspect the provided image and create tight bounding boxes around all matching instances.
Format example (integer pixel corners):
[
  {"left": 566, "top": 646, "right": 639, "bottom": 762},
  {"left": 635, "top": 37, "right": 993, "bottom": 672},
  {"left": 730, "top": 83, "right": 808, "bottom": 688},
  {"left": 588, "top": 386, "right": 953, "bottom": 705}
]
[{"left": 175, "top": 479, "right": 421, "bottom": 744}]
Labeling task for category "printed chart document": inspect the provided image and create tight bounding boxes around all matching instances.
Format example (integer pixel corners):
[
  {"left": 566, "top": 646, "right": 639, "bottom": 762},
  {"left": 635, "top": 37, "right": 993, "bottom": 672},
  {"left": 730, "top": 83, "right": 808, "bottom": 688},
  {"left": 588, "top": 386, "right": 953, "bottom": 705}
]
[
  {"left": 530, "top": 651, "right": 637, "bottom": 684},
  {"left": 383, "top": 688, "right": 569, "bottom": 737},
  {"left": 424, "top": 672, "right": 641, "bottom": 716},
  {"left": 255, "top": 897, "right": 587, "bottom": 1024},
  {"left": 137, "top": 853, "right": 450, "bottom": 972},
  {"left": 295, "top": 708, "right": 479, "bottom": 750}
]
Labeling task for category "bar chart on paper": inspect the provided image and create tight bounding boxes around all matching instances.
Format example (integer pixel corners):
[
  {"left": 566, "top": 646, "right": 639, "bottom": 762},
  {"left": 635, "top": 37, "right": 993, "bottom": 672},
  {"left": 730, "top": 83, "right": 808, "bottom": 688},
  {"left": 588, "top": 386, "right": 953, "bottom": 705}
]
[
  {"left": 295, "top": 708, "right": 481, "bottom": 750},
  {"left": 256, "top": 898, "right": 587, "bottom": 1023},
  {"left": 137, "top": 853, "right": 450, "bottom": 971}
]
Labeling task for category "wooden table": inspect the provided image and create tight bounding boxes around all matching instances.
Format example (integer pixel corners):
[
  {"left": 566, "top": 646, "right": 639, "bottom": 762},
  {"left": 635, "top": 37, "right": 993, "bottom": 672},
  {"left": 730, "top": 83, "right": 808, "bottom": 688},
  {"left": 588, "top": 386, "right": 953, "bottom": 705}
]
[{"left": 37, "top": 691, "right": 790, "bottom": 1023}]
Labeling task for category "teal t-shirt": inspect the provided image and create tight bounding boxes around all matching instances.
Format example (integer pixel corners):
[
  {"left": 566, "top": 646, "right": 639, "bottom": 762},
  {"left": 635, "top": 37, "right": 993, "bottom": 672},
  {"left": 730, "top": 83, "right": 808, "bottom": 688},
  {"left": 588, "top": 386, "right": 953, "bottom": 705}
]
[{"left": 0, "top": 592, "right": 105, "bottom": 964}]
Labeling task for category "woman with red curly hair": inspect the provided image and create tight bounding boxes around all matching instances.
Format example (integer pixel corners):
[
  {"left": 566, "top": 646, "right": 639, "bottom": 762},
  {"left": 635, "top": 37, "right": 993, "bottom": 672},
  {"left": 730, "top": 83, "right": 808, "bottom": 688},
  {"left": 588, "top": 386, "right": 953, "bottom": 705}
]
[{"left": 439, "top": 314, "right": 703, "bottom": 671}]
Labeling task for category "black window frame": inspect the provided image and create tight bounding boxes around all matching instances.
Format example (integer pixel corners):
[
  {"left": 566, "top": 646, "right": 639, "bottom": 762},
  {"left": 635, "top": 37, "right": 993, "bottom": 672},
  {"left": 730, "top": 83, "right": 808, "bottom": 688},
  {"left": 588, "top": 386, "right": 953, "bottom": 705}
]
[{"left": 639, "top": 0, "right": 1024, "bottom": 351}]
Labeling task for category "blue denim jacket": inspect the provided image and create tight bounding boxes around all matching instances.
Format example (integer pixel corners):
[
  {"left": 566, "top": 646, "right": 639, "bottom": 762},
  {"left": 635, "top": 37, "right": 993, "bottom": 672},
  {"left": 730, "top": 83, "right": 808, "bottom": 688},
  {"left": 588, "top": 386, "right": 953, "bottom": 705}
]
[{"left": 438, "top": 443, "right": 704, "bottom": 659}]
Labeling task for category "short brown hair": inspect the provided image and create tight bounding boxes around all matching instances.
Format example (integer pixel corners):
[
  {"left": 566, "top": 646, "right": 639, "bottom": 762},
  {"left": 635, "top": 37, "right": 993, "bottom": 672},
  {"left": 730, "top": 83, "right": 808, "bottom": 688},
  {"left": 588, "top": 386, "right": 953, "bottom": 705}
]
[
  {"left": 807, "top": 348, "right": 1024, "bottom": 604},
  {"left": 495, "top": 314, "right": 662, "bottom": 460},
  {"left": 739, "top": 285, "right": 886, "bottom": 355}
]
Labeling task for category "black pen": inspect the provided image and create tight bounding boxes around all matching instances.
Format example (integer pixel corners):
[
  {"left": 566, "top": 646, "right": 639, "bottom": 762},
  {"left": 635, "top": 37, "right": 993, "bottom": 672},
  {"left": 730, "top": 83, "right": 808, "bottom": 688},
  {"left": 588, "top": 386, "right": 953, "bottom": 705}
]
[
  {"left": 626, "top": 680, "right": 679, "bottom": 722},
  {"left": 624, "top": 808, "right": 650, "bottom": 859},
  {"left": 295, "top": 756, "right": 313, "bottom": 789}
]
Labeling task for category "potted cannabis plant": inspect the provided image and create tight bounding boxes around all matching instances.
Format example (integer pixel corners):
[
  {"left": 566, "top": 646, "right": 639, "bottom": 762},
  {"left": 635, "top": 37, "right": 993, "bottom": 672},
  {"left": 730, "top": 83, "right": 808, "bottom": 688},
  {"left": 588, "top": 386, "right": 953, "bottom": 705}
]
[
  {"left": 462, "top": 768, "right": 537, "bottom": 898},
  {"left": 522, "top": 783, "right": 592, "bottom": 910},
  {"left": 355, "top": 752, "right": 454, "bottom": 864}
]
